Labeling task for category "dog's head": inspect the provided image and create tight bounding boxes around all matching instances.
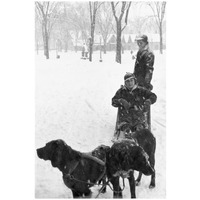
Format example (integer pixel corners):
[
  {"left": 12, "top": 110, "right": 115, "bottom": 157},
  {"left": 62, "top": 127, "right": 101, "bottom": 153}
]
[
  {"left": 92, "top": 145, "right": 111, "bottom": 161},
  {"left": 117, "top": 122, "right": 135, "bottom": 140},
  {"left": 37, "top": 139, "right": 81, "bottom": 170},
  {"left": 108, "top": 140, "right": 154, "bottom": 176},
  {"left": 131, "top": 145, "right": 154, "bottom": 176},
  {"left": 117, "top": 122, "right": 146, "bottom": 139},
  {"left": 118, "top": 122, "right": 132, "bottom": 133}
]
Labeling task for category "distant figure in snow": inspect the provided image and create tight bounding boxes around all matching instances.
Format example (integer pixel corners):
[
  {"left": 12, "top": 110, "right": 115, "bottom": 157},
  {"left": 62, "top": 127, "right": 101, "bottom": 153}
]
[
  {"left": 81, "top": 43, "right": 85, "bottom": 58},
  {"left": 112, "top": 72, "right": 157, "bottom": 133},
  {"left": 133, "top": 34, "right": 155, "bottom": 91},
  {"left": 82, "top": 43, "right": 88, "bottom": 59}
]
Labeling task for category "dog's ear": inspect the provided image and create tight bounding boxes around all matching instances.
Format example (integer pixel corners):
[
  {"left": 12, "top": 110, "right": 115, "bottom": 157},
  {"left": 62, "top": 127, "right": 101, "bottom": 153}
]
[
  {"left": 130, "top": 146, "right": 153, "bottom": 175},
  {"left": 105, "top": 146, "right": 111, "bottom": 155},
  {"left": 101, "top": 145, "right": 111, "bottom": 158},
  {"left": 50, "top": 140, "right": 64, "bottom": 169},
  {"left": 129, "top": 146, "right": 144, "bottom": 166},
  {"left": 99, "top": 145, "right": 110, "bottom": 152}
]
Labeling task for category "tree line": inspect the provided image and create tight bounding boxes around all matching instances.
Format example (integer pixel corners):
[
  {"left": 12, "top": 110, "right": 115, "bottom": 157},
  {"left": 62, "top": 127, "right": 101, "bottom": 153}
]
[{"left": 35, "top": 1, "right": 166, "bottom": 63}]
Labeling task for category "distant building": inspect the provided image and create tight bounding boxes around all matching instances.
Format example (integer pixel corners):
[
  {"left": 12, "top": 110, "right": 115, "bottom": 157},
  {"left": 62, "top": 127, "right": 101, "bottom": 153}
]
[
  {"left": 147, "top": 33, "right": 166, "bottom": 50},
  {"left": 44, "top": 31, "right": 166, "bottom": 52}
]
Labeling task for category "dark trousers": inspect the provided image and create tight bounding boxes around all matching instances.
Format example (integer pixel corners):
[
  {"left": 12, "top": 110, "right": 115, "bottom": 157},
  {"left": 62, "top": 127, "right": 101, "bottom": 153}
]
[{"left": 145, "top": 105, "right": 151, "bottom": 131}]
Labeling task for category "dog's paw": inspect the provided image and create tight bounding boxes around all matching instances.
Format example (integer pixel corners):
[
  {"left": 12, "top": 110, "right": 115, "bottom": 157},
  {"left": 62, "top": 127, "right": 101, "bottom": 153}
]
[
  {"left": 149, "top": 184, "right": 155, "bottom": 189},
  {"left": 135, "top": 181, "right": 141, "bottom": 186},
  {"left": 84, "top": 189, "right": 92, "bottom": 197}
]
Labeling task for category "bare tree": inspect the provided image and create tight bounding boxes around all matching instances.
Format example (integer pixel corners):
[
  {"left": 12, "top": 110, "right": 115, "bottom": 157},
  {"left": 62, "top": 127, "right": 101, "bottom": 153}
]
[
  {"left": 130, "top": 15, "right": 157, "bottom": 34},
  {"left": 111, "top": 1, "right": 132, "bottom": 64},
  {"left": 147, "top": 1, "right": 166, "bottom": 54},
  {"left": 89, "top": 1, "right": 104, "bottom": 62},
  {"left": 55, "top": 3, "right": 71, "bottom": 53},
  {"left": 65, "top": 2, "right": 90, "bottom": 52},
  {"left": 96, "top": 2, "right": 114, "bottom": 54},
  {"left": 35, "top": 1, "right": 60, "bottom": 59},
  {"left": 132, "top": 16, "right": 147, "bottom": 34},
  {"left": 35, "top": 9, "right": 41, "bottom": 55}
]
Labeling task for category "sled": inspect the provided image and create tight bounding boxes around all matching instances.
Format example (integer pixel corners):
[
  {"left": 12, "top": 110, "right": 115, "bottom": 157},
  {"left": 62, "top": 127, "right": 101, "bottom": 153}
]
[{"left": 113, "top": 106, "right": 151, "bottom": 139}]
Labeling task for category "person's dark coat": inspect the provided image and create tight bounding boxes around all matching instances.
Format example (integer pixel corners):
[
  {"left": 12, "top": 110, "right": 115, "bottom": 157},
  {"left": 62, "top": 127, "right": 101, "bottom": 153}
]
[
  {"left": 112, "top": 85, "right": 157, "bottom": 130},
  {"left": 134, "top": 45, "right": 154, "bottom": 90}
]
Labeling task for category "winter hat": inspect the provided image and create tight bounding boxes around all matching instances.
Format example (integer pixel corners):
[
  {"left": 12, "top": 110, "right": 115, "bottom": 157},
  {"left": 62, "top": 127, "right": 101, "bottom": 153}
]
[
  {"left": 124, "top": 72, "right": 136, "bottom": 81},
  {"left": 135, "top": 34, "right": 148, "bottom": 43}
]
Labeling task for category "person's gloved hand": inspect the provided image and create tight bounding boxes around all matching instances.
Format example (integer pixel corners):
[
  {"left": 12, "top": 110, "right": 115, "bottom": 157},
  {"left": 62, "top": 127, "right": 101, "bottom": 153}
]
[
  {"left": 143, "top": 99, "right": 151, "bottom": 112},
  {"left": 119, "top": 99, "right": 131, "bottom": 111},
  {"left": 145, "top": 76, "right": 151, "bottom": 84},
  {"left": 145, "top": 72, "right": 152, "bottom": 84}
]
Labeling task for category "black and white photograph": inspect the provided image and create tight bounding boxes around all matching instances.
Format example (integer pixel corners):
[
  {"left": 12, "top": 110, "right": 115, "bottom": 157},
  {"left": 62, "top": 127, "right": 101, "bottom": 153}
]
[
  {"left": 35, "top": 1, "right": 166, "bottom": 198},
  {"left": 2, "top": 0, "right": 200, "bottom": 200}
]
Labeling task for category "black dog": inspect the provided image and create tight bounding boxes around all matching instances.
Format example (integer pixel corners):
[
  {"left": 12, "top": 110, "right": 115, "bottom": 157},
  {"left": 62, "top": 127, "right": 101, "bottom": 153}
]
[
  {"left": 106, "top": 139, "right": 154, "bottom": 198},
  {"left": 37, "top": 139, "right": 109, "bottom": 198},
  {"left": 119, "top": 123, "right": 156, "bottom": 189}
]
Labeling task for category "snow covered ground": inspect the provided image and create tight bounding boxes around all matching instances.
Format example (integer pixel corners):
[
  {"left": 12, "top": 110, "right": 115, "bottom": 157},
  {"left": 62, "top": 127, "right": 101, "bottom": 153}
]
[{"left": 35, "top": 49, "right": 166, "bottom": 198}]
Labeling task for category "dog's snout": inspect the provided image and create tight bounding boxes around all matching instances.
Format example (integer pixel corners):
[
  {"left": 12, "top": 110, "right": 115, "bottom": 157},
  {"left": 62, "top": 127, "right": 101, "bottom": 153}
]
[
  {"left": 149, "top": 166, "right": 154, "bottom": 174},
  {"left": 146, "top": 165, "right": 154, "bottom": 176},
  {"left": 36, "top": 148, "right": 43, "bottom": 159}
]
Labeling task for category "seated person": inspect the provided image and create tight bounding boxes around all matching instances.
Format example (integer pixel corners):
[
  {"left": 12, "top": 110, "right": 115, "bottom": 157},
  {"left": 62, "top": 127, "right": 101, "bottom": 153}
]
[{"left": 112, "top": 72, "right": 157, "bottom": 132}]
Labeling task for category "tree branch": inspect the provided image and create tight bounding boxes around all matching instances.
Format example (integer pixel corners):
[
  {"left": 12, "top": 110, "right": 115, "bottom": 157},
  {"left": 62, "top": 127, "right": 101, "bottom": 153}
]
[
  {"left": 161, "top": 2, "right": 166, "bottom": 21},
  {"left": 45, "top": 2, "right": 50, "bottom": 17},
  {"left": 124, "top": 2, "right": 131, "bottom": 25},
  {"left": 147, "top": 2, "right": 160, "bottom": 28},
  {"left": 111, "top": 2, "right": 118, "bottom": 22},
  {"left": 119, "top": 2, "right": 126, "bottom": 22}
]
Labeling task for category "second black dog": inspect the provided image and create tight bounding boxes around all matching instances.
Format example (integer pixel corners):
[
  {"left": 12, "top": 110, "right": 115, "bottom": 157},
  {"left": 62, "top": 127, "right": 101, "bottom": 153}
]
[{"left": 119, "top": 123, "right": 156, "bottom": 188}]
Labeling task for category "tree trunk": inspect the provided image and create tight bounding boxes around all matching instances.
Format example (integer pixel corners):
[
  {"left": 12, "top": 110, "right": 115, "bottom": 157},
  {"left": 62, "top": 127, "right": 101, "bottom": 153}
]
[
  {"left": 159, "top": 22, "right": 163, "bottom": 54},
  {"left": 89, "top": 23, "right": 95, "bottom": 62},
  {"left": 103, "top": 38, "right": 107, "bottom": 54},
  {"left": 75, "top": 40, "right": 77, "bottom": 53},
  {"left": 89, "top": 38, "right": 92, "bottom": 62},
  {"left": 42, "top": 19, "right": 49, "bottom": 59},
  {"left": 44, "top": 25, "right": 49, "bottom": 59},
  {"left": 116, "top": 22, "right": 122, "bottom": 63},
  {"left": 64, "top": 41, "right": 68, "bottom": 52},
  {"left": 121, "top": 44, "right": 124, "bottom": 54},
  {"left": 42, "top": 33, "right": 46, "bottom": 57},
  {"left": 36, "top": 40, "right": 39, "bottom": 55},
  {"left": 103, "top": 44, "right": 107, "bottom": 54}
]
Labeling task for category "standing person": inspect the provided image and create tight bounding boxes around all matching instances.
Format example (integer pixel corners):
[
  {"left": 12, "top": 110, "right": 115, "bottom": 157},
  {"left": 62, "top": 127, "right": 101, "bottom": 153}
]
[
  {"left": 133, "top": 35, "right": 155, "bottom": 129},
  {"left": 81, "top": 43, "right": 86, "bottom": 59},
  {"left": 84, "top": 43, "right": 88, "bottom": 59},
  {"left": 134, "top": 34, "right": 155, "bottom": 91},
  {"left": 112, "top": 73, "right": 157, "bottom": 135}
]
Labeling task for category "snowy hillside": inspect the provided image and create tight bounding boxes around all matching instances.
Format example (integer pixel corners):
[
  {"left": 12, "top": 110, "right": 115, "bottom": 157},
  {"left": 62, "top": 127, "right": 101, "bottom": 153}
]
[{"left": 35, "top": 50, "right": 166, "bottom": 198}]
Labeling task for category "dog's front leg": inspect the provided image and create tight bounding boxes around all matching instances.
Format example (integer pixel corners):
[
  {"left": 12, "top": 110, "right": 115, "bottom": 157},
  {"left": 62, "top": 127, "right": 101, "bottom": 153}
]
[
  {"left": 149, "top": 153, "right": 156, "bottom": 188},
  {"left": 71, "top": 190, "right": 82, "bottom": 198},
  {"left": 99, "top": 176, "right": 107, "bottom": 193},
  {"left": 110, "top": 177, "right": 122, "bottom": 198},
  {"left": 128, "top": 171, "right": 136, "bottom": 198},
  {"left": 135, "top": 172, "right": 142, "bottom": 186}
]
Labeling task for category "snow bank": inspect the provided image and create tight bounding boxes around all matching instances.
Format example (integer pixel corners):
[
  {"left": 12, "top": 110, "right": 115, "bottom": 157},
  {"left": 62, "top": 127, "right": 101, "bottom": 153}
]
[{"left": 35, "top": 50, "right": 166, "bottom": 198}]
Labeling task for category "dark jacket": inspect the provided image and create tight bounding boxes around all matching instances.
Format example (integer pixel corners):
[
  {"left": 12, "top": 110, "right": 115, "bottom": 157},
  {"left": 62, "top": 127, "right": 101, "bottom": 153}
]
[
  {"left": 134, "top": 45, "right": 154, "bottom": 90},
  {"left": 112, "top": 85, "right": 157, "bottom": 129}
]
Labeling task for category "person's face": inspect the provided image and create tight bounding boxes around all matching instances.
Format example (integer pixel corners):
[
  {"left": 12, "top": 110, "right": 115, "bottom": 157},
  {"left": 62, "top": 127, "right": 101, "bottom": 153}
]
[
  {"left": 125, "top": 78, "right": 135, "bottom": 89},
  {"left": 137, "top": 40, "right": 146, "bottom": 50}
]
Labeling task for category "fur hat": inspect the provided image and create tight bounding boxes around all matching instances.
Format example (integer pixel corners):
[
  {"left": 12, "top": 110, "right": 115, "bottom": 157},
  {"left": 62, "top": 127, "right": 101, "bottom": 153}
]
[
  {"left": 135, "top": 34, "right": 148, "bottom": 43},
  {"left": 124, "top": 72, "right": 136, "bottom": 81}
]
